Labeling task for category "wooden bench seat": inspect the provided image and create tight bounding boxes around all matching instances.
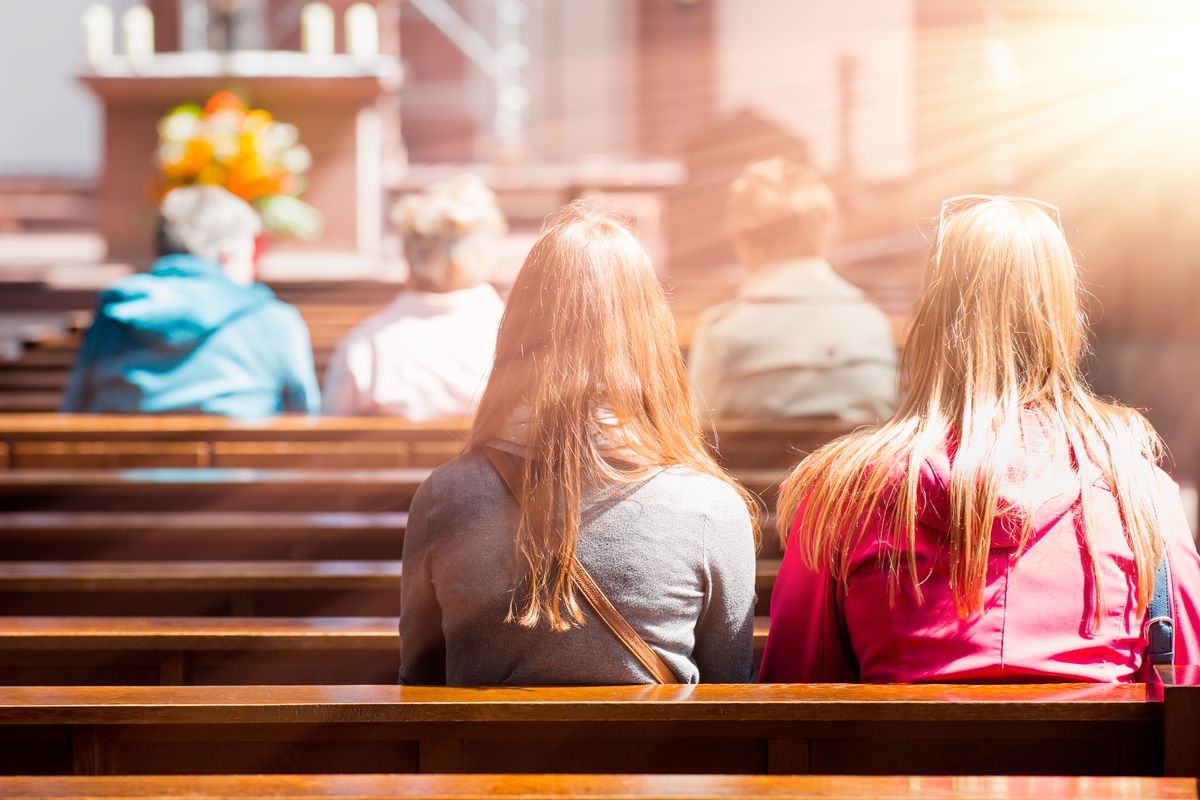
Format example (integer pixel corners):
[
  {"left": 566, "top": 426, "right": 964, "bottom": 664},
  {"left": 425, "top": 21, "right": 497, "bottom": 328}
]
[
  {"left": 0, "top": 560, "right": 403, "bottom": 592},
  {"left": 0, "top": 681, "right": 1180, "bottom": 777},
  {"left": 0, "top": 558, "right": 782, "bottom": 615},
  {"left": 0, "top": 467, "right": 786, "bottom": 512},
  {"left": 0, "top": 615, "right": 399, "bottom": 685},
  {"left": 0, "top": 468, "right": 431, "bottom": 511},
  {"left": 0, "top": 414, "right": 844, "bottom": 472},
  {"left": 0, "top": 392, "right": 59, "bottom": 413},
  {"left": 0, "top": 773, "right": 1191, "bottom": 799},
  {"left": 0, "top": 616, "right": 771, "bottom": 685},
  {"left": 0, "top": 511, "right": 409, "bottom": 537},
  {"left": 0, "top": 511, "right": 409, "bottom": 560},
  {"left": 0, "top": 560, "right": 404, "bottom": 616}
]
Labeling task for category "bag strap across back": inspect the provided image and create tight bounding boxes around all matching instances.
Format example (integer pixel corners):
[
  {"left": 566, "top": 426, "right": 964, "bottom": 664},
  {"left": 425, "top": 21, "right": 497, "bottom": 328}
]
[
  {"left": 1146, "top": 550, "right": 1175, "bottom": 666},
  {"left": 1081, "top": 468, "right": 1175, "bottom": 669},
  {"left": 483, "top": 446, "right": 679, "bottom": 684}
]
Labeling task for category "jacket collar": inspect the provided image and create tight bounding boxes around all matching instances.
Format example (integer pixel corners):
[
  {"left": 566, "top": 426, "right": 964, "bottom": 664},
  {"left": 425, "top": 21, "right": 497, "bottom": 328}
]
[
  {"left": 738, "top": 257, "right": 863, "bottom": 303},
  {"left": 149, "top": 253, "right": 228, "bottom": 279},
  {"left": 389, "top": 283, "right": 500, "bottom": 315}
]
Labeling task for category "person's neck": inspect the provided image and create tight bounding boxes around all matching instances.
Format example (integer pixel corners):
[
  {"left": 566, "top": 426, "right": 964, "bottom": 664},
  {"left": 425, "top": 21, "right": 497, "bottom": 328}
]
[{"left": 746, "top": 255, "right": 829, "bottom": 273}]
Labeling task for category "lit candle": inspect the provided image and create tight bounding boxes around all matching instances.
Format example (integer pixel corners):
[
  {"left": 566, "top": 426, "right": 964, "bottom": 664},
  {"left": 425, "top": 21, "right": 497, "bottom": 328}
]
[
  {"left": 301, "top": 3, "right": 335, "bottom": 56},
  {"left": 345, "top": 3, "right": 378, "bottom": 61},
  {"left": 82, "top": 4, "right": 114, "bottom": 67},
  {"left": 121, "top": 5, "right": 155, "bottom": 65}
]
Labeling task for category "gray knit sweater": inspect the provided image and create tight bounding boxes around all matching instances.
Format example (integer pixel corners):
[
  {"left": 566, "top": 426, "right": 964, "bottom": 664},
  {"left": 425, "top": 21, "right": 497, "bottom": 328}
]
[{"left": 399, "top": 452, "right": 757, "bottom": 685}]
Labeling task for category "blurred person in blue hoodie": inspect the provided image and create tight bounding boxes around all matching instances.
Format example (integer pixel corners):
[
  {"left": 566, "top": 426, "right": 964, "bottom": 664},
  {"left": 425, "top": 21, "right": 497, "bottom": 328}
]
[{"left": 61, "top": 186, "right": 321, "bottom": 416}]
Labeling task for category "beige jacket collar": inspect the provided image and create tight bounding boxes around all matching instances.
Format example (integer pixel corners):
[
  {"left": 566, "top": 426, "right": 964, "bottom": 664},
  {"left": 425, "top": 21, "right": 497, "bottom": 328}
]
[{"left": 738, "top": 257, "right": 864, "bottom": 303}]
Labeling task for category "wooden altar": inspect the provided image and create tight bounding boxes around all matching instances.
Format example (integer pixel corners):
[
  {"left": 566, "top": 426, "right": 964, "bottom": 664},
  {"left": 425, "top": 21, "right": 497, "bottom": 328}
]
[{"left": 80, "top": 51, "right": 401, "bottom": 263}]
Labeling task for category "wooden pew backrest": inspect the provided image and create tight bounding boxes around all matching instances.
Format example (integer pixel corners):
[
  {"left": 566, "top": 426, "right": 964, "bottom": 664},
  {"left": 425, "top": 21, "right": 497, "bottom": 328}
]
[{"left": 0, "top": 682, "right": 1167, "bottom": 777}]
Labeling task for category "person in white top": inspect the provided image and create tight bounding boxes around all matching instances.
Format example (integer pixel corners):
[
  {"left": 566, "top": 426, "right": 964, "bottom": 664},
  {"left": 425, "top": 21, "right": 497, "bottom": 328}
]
[
  {"left": 688, "top": 159, "right": 898, "bottom": 423},
  {"left": 323, "top": 175, "right": 507, "bottom": 419}
]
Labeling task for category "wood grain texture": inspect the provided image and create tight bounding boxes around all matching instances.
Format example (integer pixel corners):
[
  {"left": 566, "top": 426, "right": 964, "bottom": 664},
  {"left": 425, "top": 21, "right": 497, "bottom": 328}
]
[
  {"left": 0, "top": 468, "right": 432, "bottom": 489},
  {"left": 0, "top": 414, "right": 843, "bottom": 439},
  {"left": 0, "top": 560, "right": 777, "bottom": 593},
  {"left": 0, "top": 415, "right": 851, "bottom": 472},
  {"left": 1160, "top": 666, "right": 1200, "bottom": 778},
  {"left": 0, "top": 617, "right": 770, "bottom": 685},
  {"left": 0, "top": 616, "right": 401, "bottom": 651},
  {"left": 0, "top": 511, "right": 410, "bottom": 561},
  {"left": 0, "top": 468, "right": 780, "bottom": 515},
  {"left": 0, "top": 511, "right": 409, "bottom": 538},
  {"left": 0, "top": 469, "right": 427, "bottom": 512},
  {"left": 0, "top": 773, "right": 1191, "bottom": 799},
  {"left": 0, "top": 682, "right": 1157, "bottom": 725},
  {"left": 0, "top": 560, "right": 403, "bottom": 592}
]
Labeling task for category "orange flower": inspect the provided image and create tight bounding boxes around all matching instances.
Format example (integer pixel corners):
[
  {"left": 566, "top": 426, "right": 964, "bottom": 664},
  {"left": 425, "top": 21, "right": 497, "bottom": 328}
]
[{"left": 204, "top": 91, "right": 245, "bottom": 117}]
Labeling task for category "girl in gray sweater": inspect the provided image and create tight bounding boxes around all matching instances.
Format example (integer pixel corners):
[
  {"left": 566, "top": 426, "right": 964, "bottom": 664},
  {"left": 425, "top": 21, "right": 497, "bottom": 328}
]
[{"left": 400, "top": 201, "right": 759, "bottom": 685}]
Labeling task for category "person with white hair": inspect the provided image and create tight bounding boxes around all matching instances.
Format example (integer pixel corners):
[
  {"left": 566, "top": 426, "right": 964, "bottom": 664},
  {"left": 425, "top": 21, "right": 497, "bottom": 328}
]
[
  {"left": 323, "top": 175, "right": 507, "bottom": 419},
  {"left": 61, "top": 185, "right": 320, "bottom": 416}
]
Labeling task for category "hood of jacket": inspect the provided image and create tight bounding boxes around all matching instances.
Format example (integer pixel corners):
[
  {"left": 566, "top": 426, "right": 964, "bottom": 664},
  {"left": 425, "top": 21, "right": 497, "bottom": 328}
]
[{"left": 96, "top": 254, "right": 275, "bottom": 351}]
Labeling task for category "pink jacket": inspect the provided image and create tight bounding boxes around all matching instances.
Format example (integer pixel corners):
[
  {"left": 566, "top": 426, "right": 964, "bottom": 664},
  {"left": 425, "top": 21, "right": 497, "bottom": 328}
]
[{"left": 759, "top": 428, "right": 1200, "bottom": 683}]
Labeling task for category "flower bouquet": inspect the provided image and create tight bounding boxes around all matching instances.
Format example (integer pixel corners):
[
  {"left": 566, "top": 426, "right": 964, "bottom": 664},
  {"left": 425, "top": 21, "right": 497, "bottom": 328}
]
[{"left": 155, "top": 91, "right": 323, "bottom": 240}]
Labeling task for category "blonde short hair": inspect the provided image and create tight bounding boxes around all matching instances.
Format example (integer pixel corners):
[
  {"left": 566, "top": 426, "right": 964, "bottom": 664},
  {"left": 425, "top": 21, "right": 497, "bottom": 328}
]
[
  {"left": 391, "top": 175, "right": 507, "bottom": 292},
  {"left": 727, "top": 158, "right": 836, "bottom": 263}
]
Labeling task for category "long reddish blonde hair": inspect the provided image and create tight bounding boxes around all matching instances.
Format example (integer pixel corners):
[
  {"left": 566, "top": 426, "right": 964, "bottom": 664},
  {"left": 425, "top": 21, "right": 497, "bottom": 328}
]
[
  {"left": 779, "top": 197, "right": 1164, "bottom": 624},
  {"left": 470, "top": 201, "right": 759, "bottom": 631}
]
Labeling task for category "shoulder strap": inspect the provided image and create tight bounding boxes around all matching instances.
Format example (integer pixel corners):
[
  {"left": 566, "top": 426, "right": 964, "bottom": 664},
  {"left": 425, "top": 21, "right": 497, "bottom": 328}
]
[
  {"left": 1146, "top": 550, "right": 1175, "bottom": 666},
  {"left": 483, "top": 446, "right": 525, "bottom": 498},
  {"left": 570, "top": 559, "right": 678, "bottom": 684},
  {"left": 1079, "top": 464, "right": 1175, "bottom": 669},
  {"left": 482, "top": 446, "right": 679, "bottom": 684}
]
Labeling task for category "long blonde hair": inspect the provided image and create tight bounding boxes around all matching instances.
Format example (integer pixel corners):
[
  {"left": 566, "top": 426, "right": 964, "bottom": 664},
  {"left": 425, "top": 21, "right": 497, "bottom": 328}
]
[
  {"left": 470, "top": 201, "right": 759, "bottom": 632},
  {"left": 779, "top": 197, "right": 1163, "bottom": 624}
]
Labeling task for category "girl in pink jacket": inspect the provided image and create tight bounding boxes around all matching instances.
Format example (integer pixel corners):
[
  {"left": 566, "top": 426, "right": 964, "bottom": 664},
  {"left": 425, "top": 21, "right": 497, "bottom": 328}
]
[{"left": 760, "top": 195, "right": 1200, "bottom": 683}]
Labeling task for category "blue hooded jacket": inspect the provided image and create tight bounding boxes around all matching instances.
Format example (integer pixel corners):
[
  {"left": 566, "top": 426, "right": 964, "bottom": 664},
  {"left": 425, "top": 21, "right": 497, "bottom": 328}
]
[{"left": 61, "top": 254, "right": 321, "bottom": 416}]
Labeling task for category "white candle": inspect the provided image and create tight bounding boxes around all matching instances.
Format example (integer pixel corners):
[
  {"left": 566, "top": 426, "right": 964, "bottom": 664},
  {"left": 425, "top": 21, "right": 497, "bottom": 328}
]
[
  {"left": 301, "top": 3, "right": 335, "bottom": 56},
  {"left": 345, "top": 3, "right": 379, "bottom": 61},
  {"left": 121, "top": 5, "right": 155, "bottom": 65},
  {"left": 82, "top": 4, "right": 114, "bottom": 67}
]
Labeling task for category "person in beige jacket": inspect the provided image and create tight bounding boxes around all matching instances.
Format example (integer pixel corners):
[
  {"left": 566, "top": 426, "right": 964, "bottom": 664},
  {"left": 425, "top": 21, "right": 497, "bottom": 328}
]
[{"left": 688, "top": 159, "right": 897, "bottom": 423}]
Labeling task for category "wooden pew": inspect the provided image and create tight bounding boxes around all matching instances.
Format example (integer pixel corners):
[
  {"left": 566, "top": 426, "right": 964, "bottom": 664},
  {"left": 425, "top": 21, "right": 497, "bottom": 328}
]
[
  {"left": 0, "top": 616, "right": 772, "bottom": 685},
  {"left": 0, "top": 467, "right": 786, "bottom": 512},
  {"left": 0, "top": 415, "right": 845, "bottom": 472},
  {"left": 0, "top": 415, "right": 473, "bottom": 470},
  {"left": 0, "top": 773, "right": 1191, "bottom": 799},
  {"left": 0, "top": 511, "right": 409, "bottom": 560},
  {"left": 0, "top": 560, "right": 402, "bottom": 617},
  {"left": 1157, "top": 665, "right": 1200, "bottom": 779},
  {"left": 0, "top": 682, "right": 1173, "bottom": 776},
  {"left": 0, "top": 468, "right": 430, "bottom": 512},
  {"left": 0, "top": 616, "right": 400, "bottom": 685},
  {"left": 0, "top": 559, "right": 781, "bottom": 616}
]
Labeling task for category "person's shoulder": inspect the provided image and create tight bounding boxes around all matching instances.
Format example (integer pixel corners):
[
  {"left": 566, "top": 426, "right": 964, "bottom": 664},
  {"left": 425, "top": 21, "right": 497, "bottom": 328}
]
[
  {"left": 423, "top": 450, "right": 503, "bottom": 502},
  {"left": 241, "top": 295, "right": 306, "bottom": 332},
  {"left": 839, "top": 436, "right": 950, "bottom": 530},
  {"left": 652, "top": 466, "right": 752, "bottom": 525},
  {"left": 1149, "top": 465, "right": 1196, "bottom": 545},
  {"left": 341, "top": 301, "right": 426, "bottom": 355},
  {"left": 695, "top": 298, "right": 741, "bottom": 331}
]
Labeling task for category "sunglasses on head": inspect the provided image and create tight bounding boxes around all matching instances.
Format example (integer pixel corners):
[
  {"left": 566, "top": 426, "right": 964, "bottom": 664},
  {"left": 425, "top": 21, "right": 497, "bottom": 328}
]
[{"left": 937, "top": 194, "right": 1062, "bottom": 246}]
